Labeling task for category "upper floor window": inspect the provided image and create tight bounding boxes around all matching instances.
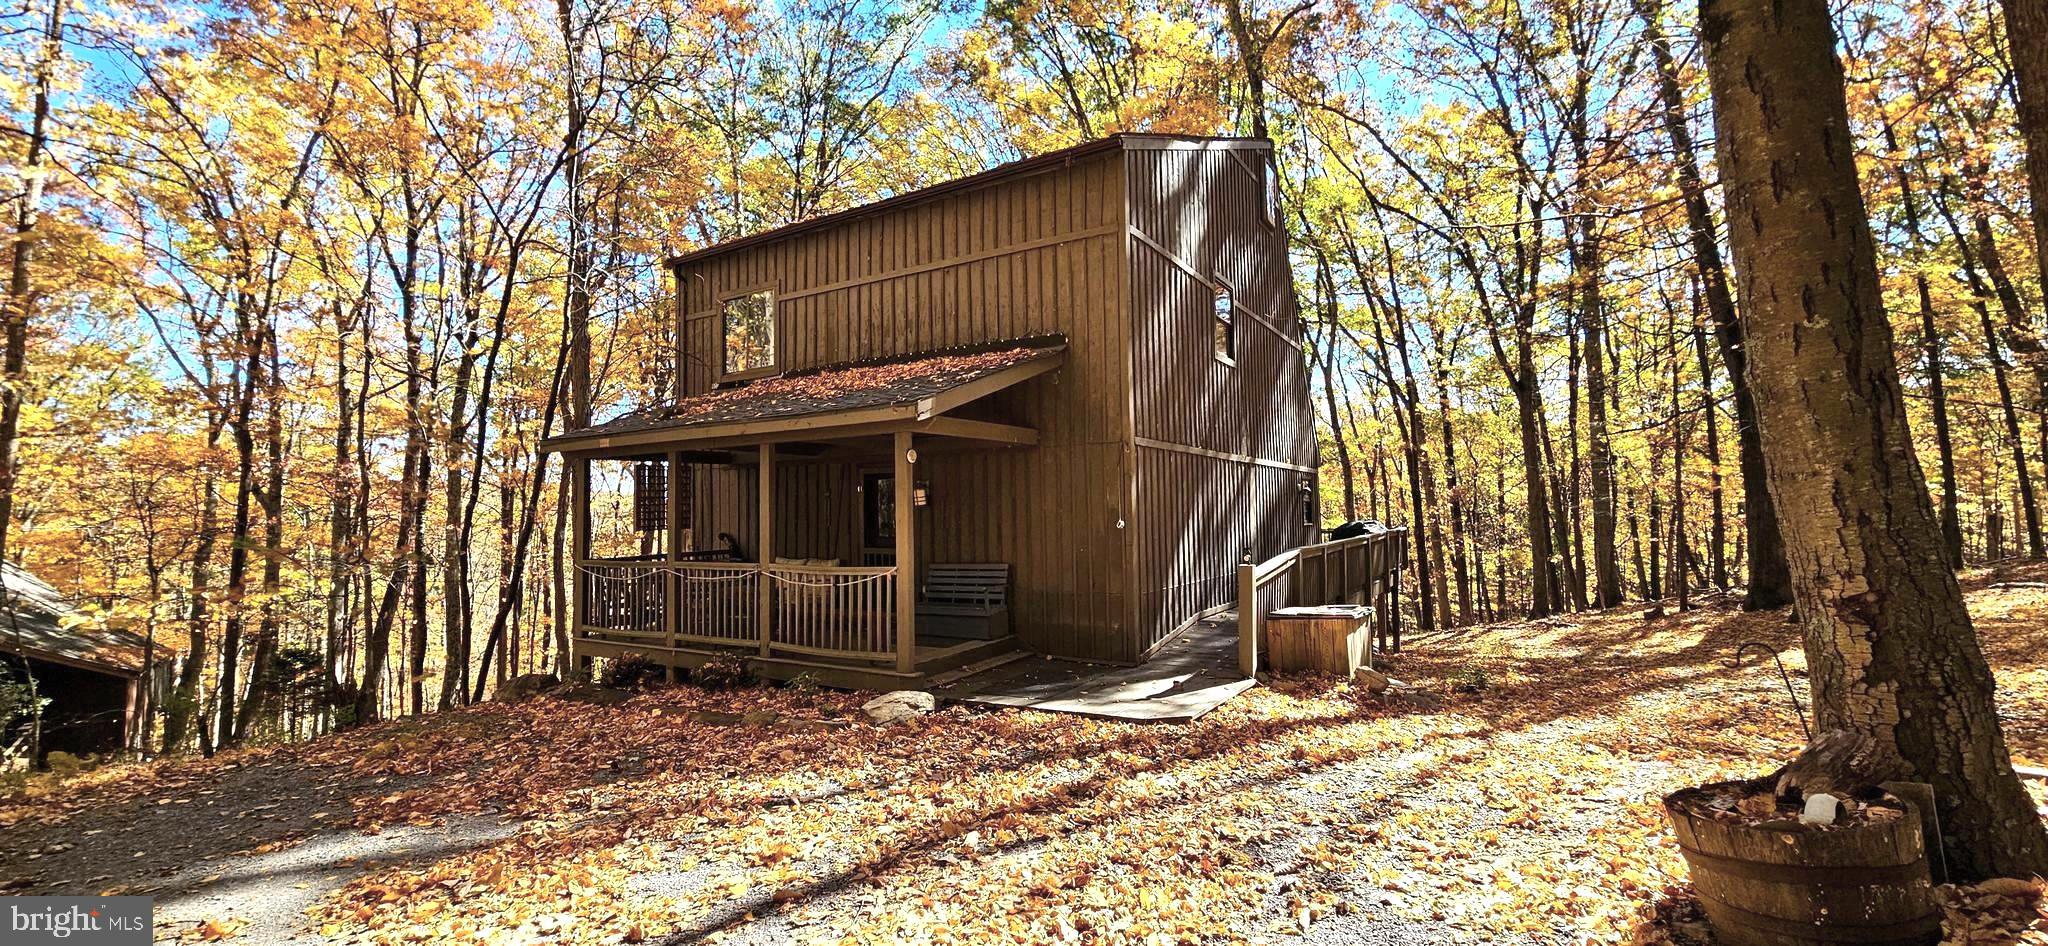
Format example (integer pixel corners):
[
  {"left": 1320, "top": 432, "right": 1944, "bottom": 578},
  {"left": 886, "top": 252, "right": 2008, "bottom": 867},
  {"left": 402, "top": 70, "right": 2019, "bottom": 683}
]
[
  {"left": 722, "top": 289, "right": 776, "bottom": 378},
  {"left": 1212, "top": 281, "right": 1236, "bottom": 364},
  {"left": 1264, "top": 160, "right": 1281, "bottom": 228}
]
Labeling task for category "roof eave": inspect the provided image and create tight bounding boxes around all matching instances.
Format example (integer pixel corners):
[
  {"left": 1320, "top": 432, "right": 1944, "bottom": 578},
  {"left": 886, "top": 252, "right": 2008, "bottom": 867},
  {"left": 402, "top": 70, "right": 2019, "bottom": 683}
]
[
  {"left": 663, "top": 138, "right": 1137, "bottom": 268},
  {"left": 540, "top": 347, "right": 1066, "bottom": 455}
]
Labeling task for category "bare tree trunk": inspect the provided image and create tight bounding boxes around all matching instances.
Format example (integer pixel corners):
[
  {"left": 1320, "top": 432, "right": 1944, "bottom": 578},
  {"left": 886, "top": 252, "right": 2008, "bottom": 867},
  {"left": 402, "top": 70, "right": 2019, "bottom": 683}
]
[
  {"left": 1972, "top": 217, "right": 2048, "bottom": 559},
  {"left": 233, "top": 329, "right": 286, "bottom": 739},
  {"left": 1514, "top": 367, "right": 1560, "bottom": 615},
  {"left": 214, "top": 290, "right": 262, "bottom": 747},
  {"left": 1435, "top": 361, "right": 1473, "bottom": 624},
  {"left": 1311, "top": 248, "right": 1358, "bottom": 520},
  {"left": 2000, "top": 0, "right": 2048, "bottom": 319},
  {"left": 326, "top": 303, "right": 356, "bottom": 700},
  {"left": 1221, "top": 0, "right": 1270, "bottom": 138},
  {"left": 0, "top": 0, "right": 63, "bottom": 595},
  {"left": 1884, "top": 132, "right": 1965, "bottom": 569},
  {"left": 1932, "top": 184, "right": 2045, "bottom": 560},
  {"left": 1693, "top": 322, "right": 1728, "bottom": 590},
  {"left": 470, "top": 324, "right": 573, "bottom": 702},
  {"left": 1699, "top": 0, "right": 2048, "bottom": 877},
  {"left": 1670, "top": 325, "right": 1692, "bottom": 613},
  {"left": 1638, "top": 0, "right": 1791, "bottom": 609},
  {"left": 163, "top": 412, "right": 221, "bottom": 753},
  {"left": 1582, "top": 228, "right": 1623, "bottom": 607}
]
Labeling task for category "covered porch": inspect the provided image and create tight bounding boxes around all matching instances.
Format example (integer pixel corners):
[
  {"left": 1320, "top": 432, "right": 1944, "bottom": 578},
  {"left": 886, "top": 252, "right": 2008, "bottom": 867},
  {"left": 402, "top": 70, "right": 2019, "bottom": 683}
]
[{"left": 543, "top": 341, "right": 1064, "bottom": 688}]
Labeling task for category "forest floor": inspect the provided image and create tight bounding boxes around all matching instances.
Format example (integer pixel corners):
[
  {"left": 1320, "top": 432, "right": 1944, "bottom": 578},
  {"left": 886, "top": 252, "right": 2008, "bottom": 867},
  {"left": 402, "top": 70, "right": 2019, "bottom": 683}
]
[{"left": 6, "top": 566, "right": 2048, "bottom": 946}]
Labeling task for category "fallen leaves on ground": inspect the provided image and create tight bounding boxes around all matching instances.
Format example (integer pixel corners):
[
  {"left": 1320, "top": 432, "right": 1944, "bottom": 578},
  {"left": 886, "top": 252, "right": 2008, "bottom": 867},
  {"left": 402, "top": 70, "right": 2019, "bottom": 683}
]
[{"left": 12, "top": 564, "right": 2048, "bottom": 945}]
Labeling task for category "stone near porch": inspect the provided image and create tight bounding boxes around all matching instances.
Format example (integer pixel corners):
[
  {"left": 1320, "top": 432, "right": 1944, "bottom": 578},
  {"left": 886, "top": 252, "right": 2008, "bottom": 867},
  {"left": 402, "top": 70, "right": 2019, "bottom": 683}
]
[
  {"left": 493, "top": 672, "right": 561, "bottom": 704},
  {"left": 861, "top": 690, "right": 936, "bottom": 724}
]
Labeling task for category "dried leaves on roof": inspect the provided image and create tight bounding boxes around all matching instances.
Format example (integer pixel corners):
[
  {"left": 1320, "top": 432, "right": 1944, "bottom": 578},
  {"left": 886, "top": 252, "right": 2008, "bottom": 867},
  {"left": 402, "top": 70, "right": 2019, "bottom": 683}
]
[{"left": 575, "top": 340, "right": 1063, "bottom": 440}]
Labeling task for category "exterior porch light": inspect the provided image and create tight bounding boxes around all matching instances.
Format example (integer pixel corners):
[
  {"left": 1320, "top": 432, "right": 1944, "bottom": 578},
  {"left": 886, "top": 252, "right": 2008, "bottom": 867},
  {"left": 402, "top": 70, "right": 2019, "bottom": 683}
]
[
  {"left": 913, "top": 481, "right": 930, "bottom": 507},
  {"left": 904, "top": 447, "right": 919, "bottom": 465}
]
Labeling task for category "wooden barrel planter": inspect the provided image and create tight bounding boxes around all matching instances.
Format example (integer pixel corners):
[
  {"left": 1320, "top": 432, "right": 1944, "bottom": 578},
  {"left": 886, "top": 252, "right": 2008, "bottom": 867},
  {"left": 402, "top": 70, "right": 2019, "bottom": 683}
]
[{"left": 1664, "top": 781, "right": 1939, "bottom": 946}]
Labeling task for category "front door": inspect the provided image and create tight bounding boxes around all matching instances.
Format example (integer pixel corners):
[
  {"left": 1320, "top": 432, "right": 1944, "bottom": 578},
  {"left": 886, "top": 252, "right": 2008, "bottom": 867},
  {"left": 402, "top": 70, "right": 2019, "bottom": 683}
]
[{"left": 860, "top": 470, "right": 896, "bottom": 566}]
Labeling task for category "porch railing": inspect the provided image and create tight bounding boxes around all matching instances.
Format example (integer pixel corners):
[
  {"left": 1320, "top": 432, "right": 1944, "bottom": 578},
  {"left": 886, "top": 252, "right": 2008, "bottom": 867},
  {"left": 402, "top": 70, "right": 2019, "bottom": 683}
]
[
  {"left": 766, "top": 564, "right": 897, "bottom": 661},
  {"left": 672, "top": 562, "right": 758, "bottom": 647},
  {"left": 577, "top": 558, "right": 897, "bottom": 664},
  {"left": 580, "top": 559, "right": 669, "bottom": 639},
  {"left": 1235, "top": 529, "right": 1409, "bottom": 675}
]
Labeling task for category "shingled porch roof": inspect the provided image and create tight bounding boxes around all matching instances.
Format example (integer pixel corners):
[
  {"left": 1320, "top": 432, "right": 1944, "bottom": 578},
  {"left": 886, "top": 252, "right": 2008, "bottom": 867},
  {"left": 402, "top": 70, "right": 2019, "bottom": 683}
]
[{"left": 540, "top": 337, "right": 1065, "bottom": 455}]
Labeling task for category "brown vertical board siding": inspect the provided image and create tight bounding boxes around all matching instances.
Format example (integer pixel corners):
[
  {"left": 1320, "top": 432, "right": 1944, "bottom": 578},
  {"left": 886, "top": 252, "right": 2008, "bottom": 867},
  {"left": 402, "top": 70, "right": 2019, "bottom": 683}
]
[
  {"left": 666, "top": 148, "right": 1136, "bottom": 662},
  {"left": 1124, "top": 141, "right": 1319, "bottom": 656},
  {"left": 650, "top": 139, "right": 1312, "bottom": 664}
]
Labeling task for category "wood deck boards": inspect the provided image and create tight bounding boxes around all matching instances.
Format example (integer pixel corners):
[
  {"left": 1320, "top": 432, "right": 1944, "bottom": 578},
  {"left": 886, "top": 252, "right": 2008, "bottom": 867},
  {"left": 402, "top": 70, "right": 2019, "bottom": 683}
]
[{"left": 930, "top": 617, "right": 1251, "bottom": 723}]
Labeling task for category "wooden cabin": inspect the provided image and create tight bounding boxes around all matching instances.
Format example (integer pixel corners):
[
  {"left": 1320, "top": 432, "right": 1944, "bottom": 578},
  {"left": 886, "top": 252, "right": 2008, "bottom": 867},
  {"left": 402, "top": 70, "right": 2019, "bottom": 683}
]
[
  {"left": 0, "top": 563, "right": 172, "bottom": 759},
  {"left": 542, "top": 134, "right": 1346, "bottom": 688}
]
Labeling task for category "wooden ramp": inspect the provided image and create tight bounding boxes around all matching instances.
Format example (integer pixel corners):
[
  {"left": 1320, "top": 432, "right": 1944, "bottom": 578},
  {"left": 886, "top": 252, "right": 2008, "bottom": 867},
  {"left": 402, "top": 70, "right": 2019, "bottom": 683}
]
[{"left": 929, "top": 618, "right": 1253, "bottom": 723}]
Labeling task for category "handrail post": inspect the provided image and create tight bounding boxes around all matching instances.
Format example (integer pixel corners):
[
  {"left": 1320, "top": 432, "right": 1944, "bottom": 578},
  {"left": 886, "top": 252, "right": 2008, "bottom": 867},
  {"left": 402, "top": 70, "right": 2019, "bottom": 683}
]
[
  {"left": 570, "top": 456, "right": 591, "bottom": 677},
  {"left": 665, "top": 450, "right": 683, "bottom": 680},
  {"left": 1236, "top": 561, "right": 1258, "bottom": 677},
  {"left": 893, "top": 432, "right": 917, "bottom": 673}
]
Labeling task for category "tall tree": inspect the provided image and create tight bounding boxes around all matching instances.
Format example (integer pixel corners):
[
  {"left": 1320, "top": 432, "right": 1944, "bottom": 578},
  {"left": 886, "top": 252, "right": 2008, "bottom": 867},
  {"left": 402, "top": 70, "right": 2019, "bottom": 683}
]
[
  {"left": 1635, "top": 0, "right": 1791, "bottom": 609},
  {"left": 1698, "top": 0, "right": 2048, "bottom": 877},
  {"left": 0, "top": 0, "right": 64, "bottom": 575},
  {"left": 2000, "top": 0, "right": 2048, "bottom": 311}
]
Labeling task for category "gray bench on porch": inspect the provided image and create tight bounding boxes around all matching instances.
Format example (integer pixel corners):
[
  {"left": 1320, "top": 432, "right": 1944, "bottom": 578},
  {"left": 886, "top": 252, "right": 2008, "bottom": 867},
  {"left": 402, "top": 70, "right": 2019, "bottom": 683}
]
[{"left": 916, "top": 564, "right": 1009, "bottom": 641}]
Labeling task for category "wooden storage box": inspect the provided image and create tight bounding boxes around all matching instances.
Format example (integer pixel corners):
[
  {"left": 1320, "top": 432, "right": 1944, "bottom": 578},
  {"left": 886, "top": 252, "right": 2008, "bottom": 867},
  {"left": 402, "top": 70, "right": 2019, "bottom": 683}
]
[{"left": 1265, "top": 605, "right": 1373, "bottom": 675}]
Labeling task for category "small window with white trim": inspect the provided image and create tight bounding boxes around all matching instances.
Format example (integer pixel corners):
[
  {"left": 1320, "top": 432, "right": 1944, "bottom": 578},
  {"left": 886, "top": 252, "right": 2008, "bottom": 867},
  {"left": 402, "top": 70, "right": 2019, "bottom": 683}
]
[
  {"left": 721, "top": 289, "right": 776, "bottom": 378},
  {"left": 1264, "top": 160, "right": 1281, "bottom": 228},
  {"left": 1212, "top": 281, "right": 1236, "bottom": 364}
]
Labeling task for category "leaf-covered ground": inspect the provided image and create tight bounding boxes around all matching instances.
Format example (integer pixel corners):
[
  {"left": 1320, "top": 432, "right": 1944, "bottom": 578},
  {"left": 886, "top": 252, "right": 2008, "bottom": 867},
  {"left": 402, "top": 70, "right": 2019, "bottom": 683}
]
[{"left": 6, "top": 565, "right": 2048, "bottom": 945}]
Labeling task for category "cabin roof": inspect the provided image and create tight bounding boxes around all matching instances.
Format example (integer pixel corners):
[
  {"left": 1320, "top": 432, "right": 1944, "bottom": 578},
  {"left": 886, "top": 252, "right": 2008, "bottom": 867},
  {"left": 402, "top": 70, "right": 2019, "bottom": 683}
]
[
  {"left": 0, "top": 563, "right": 159, "bottom": 677},
  {"left": 666, "top": 135, "right": 1273, "bottom": 267},
  {"left": 543, "top": 337, "right": 1066, "bottom": 452}
]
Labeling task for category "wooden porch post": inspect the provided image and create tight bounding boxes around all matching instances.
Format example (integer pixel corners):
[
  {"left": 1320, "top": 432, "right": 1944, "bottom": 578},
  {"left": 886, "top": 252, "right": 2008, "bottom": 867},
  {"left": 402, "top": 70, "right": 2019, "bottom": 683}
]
[
  {"left": 665, "top": 451, "right": 683, "bottom": 681},
  {"left": 1237, "top": 562, "right": 1258, "bottom": 677},
  {"left": 894, "top": 432, "right": 916, "bottom": 673},
  {"left": 757, "top": 443, "right": 774, "bottom": 657},
  {"left": 571, "top": 455, "right": 591, "bottom": 675}
]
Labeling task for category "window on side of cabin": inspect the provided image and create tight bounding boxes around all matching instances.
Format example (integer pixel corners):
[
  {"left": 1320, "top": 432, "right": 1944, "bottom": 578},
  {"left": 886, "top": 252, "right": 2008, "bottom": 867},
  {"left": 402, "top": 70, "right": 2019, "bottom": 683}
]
[
  {"left": 1212, "top": 281, "right": 1236, "bottom": 364},
  {"left": 1264, "top": 159, "right": 1281, "bottom": 228},
  {"left": 721, "top": 289, "right": 776, "bottom": 379}
]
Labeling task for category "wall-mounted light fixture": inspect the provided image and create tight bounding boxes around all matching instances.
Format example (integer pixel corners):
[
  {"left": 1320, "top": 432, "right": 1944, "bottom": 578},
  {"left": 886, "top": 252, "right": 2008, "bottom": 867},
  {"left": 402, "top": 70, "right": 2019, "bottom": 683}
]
[
  {"left": 913, "top": 480, "right": 930, "bottom": 507},
  {"left": 904, "top": 447, "right": 919, "bottom": 465}
]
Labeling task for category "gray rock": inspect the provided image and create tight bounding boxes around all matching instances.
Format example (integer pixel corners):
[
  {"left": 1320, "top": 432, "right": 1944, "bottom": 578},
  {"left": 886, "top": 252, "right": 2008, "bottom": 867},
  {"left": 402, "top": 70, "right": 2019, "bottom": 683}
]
[
  {"left": 861, "top": 690, "right": 936, "bottom": 723},
  {"left": 1352, "top": 667, "right": 1391, "bottom": 695},
  {"left": 493, "top": 673, "right": 560, "bottom": 703}
]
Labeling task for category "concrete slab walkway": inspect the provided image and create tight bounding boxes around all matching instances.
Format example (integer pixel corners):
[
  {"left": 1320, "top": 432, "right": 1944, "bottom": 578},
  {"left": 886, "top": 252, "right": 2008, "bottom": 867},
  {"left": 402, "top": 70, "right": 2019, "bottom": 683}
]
[{"left": 929, "top": 616, "right": 1252, "bottom": 722}]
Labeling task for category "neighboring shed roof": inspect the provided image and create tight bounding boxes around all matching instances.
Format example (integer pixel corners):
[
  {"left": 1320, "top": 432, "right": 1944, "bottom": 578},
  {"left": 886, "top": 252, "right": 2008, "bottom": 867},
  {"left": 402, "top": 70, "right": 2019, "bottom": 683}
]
[
  {"left": 542, "top": 338, "right": 1066, "bottom": 453},
  {"left": 666, "top": 134, "right": 1274, "bottom": 267},
  {"left": 0, "top": 563, "right": 157, "bottom": 676}
]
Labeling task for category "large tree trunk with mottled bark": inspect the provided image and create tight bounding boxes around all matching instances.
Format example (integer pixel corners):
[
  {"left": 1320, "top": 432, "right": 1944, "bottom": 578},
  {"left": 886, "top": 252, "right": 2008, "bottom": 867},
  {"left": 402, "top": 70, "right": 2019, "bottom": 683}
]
[
  {"left": 1699, "top": 0, "right": 2048, "bottom": 879},
  {"left": 2002, "top": 0, "right": 2048, "bottom": 309}
]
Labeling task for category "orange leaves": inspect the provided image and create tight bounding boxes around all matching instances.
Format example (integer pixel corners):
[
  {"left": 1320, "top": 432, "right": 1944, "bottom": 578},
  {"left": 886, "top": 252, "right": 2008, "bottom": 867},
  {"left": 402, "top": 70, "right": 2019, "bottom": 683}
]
[
  {"left": 22, "top": 568, "right": 2048, "bottom": 945},
  {"left": 187, "top": 916, "right": 246, "bottom": 941}
]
